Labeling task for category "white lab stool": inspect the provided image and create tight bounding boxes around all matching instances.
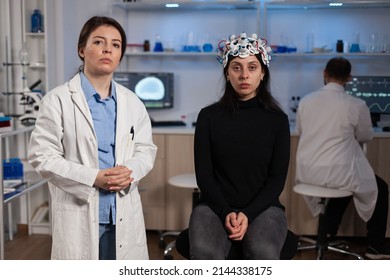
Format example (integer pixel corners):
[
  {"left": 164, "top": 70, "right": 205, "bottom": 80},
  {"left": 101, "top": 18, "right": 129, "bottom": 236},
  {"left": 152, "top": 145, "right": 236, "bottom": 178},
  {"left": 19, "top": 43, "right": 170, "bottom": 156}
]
[
  {"left": 293, "top": 184, "right": 364, "bottom": 260},
  {"left": 160, "top": 173, "right": 199, "bottom": 259}
]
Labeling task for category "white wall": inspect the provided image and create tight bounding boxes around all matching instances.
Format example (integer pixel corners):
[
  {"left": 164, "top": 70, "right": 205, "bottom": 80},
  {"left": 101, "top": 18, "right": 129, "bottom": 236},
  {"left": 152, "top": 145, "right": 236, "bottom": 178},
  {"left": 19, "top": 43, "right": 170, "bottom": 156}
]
[
  {"left": 58, "top": 0, "right": 114, "bottom": 82},
  {"left": 53, "top": 1, "right": 390, "bottom": 122},
  {"left": 2, "top": 0, "right": 390, "bottom": 124},
  {"left": 266, "top": 7, "right": 390, "bottom": 119},
  {"left": 115, "top": 7, "right": 260, "bottom": 121}
]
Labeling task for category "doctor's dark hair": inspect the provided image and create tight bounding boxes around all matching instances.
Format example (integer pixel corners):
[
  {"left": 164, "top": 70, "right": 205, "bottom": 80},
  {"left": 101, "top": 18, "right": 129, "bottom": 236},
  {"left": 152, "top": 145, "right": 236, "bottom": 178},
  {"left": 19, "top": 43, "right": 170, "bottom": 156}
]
[
  {"left": 325, "top": 57, "right": 351, "bottom": 81},
  {"left": 77, "top": 16, "right": 127, "bottom": 64},
  {"left": 218, "top": 53, "right": 283, "bottom": 113}
]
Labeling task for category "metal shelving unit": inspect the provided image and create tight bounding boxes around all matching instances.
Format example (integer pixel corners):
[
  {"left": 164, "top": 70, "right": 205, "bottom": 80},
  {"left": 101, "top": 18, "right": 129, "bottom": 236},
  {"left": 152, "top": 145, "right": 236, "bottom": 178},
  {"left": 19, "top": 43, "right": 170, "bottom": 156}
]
[{"left": 0, "top": 126, "right": 47, "bottom": 260}]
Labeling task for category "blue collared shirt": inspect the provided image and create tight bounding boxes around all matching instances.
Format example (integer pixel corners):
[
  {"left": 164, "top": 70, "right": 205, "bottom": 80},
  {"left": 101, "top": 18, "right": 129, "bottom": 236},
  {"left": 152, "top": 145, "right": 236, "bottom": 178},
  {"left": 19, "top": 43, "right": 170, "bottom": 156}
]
[{"left": 80, "top": 72, "right": 117, "bottom": 225}]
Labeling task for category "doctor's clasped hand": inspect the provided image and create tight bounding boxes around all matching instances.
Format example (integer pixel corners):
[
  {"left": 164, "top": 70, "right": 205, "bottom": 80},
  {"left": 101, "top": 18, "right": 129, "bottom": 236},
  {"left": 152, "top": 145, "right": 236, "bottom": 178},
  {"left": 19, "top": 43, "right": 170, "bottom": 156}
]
[{"left": 94, "top": 165, "right": 134, "bottom": 192}]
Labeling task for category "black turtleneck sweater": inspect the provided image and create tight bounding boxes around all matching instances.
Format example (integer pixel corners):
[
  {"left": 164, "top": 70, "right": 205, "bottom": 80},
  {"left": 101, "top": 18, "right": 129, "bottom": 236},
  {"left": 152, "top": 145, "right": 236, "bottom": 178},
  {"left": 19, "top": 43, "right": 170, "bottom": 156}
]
[{"left": 194, "top": 97, "right": 290, "bottom": 223}]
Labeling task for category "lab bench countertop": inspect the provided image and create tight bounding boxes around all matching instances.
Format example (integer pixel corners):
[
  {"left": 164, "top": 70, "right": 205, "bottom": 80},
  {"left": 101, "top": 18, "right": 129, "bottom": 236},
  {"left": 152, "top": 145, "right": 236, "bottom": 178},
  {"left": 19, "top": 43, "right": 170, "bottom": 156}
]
[
  {"left": 289, "top": 126, "right": 390, "bottom": 138},
  {"left": 152, "top": 126, "right": 390, "bottom": 137},
  {"left": 152, "top": 127, "right": 195, "bottom": 135}
]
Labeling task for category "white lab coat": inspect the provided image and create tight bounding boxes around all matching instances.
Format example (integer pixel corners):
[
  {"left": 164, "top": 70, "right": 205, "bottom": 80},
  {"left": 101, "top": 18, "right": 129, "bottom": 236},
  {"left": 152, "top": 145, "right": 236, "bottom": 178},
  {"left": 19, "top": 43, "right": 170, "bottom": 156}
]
[
  {"left": 28, "top": 74, "right": 157, "bottom": 259},
  {"left": 295, "top": 82, "right": 377, "bottom": 222}
]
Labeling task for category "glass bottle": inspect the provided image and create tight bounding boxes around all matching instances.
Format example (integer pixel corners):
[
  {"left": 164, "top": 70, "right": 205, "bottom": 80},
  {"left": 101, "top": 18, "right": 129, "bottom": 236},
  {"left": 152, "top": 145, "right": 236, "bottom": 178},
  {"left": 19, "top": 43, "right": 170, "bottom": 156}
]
[
  {"left": 350, "top": 32, "right": 361, "bottom": 53},
  {"left": 18, "top": 42, "right": 30, "bottom": 65},
  {"left": 143, "top": 40, "right": 150, "bottom": 52},
  {"left": 336, "top": 40, "right": 343, "bottom": 53},
  {"left": 18, "top": 42, "right": 30, "bottom": 88},
  {"left": 31, "top": 9, "right": 43, "bottom": 33},
  {"left": 153, "top": 35, "right": 164, "bottom": 52}
]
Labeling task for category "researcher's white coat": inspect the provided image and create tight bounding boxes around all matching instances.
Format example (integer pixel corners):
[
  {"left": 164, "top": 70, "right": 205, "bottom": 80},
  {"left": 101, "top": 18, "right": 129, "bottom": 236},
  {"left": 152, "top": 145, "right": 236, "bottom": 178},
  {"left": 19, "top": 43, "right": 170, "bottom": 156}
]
[
  {"left": 295, "top": 82, "right": 377, "bottom": 222},
  {"left": 28, "top": 74, "right": 157, "bottom": 259}
]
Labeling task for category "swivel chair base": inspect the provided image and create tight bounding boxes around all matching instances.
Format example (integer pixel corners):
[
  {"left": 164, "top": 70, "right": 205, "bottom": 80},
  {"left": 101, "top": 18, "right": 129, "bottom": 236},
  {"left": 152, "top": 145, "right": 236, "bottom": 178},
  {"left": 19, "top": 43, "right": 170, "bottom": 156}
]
[
  {"left": 297, "top": 235, "right": 364, "bottom": 260},
  {"left": 294, "top": 184, "right": 364, "bottom": 260},
  {"left": 159, "top": 231, "right": 181, "bottom": 260}
]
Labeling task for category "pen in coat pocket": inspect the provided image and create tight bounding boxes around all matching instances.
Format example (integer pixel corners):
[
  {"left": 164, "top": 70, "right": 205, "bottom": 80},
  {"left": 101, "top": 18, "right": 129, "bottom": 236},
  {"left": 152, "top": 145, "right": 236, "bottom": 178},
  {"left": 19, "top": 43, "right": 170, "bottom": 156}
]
[
  {"left": 130, "top": 126, "right": 134, "bottom": 140},
  {"left": 122, "top": 126, "right": 134, "bottom": 164}
]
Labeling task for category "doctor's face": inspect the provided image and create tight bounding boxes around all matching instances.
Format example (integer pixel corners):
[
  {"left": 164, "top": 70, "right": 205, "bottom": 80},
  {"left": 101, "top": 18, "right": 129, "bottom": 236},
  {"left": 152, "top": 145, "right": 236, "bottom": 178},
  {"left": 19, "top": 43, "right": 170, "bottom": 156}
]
[
  {"left": 78, "top": 25, "right": 122, "bottom": 77},
  {"left": 226, "top": 55, "right": 265, "bottom": 101}
]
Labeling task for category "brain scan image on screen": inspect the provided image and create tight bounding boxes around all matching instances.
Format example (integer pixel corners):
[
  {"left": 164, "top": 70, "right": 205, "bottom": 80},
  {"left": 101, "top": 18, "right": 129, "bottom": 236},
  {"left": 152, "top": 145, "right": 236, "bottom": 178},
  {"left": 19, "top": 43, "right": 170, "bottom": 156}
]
[
  {"left": 113, "top": 72, "right": 174, "bottom": 109},
  {"left": 135, "top": 77, "right": 165, "bottom": 100}
]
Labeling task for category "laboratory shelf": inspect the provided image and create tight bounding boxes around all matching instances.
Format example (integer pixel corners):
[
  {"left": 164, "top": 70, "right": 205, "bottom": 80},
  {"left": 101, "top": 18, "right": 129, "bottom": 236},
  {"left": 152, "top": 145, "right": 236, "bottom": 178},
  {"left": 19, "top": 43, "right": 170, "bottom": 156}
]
[
  {"left": 112, "top": 1, "right": 261, "bottom": 11},
  {"left": 125, "top": 51, "right": 215, "bottom": 57},
  {"left": 0, "top": 126, "right": 48, "bottom": 260}
]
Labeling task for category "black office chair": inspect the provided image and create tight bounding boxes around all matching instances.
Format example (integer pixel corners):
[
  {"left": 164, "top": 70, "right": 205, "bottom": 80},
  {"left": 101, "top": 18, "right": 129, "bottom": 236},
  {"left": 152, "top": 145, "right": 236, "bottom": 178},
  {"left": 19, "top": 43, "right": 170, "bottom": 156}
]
[{"left": 174, "top": 228, "right": 298, "bottom": 260}]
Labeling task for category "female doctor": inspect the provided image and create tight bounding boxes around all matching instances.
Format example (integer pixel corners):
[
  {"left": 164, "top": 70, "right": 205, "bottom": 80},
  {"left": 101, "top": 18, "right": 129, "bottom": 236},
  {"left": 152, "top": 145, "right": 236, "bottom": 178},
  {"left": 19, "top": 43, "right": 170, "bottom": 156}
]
[{"left": 28, "top": 16, "right": 157, "bottom": 260}]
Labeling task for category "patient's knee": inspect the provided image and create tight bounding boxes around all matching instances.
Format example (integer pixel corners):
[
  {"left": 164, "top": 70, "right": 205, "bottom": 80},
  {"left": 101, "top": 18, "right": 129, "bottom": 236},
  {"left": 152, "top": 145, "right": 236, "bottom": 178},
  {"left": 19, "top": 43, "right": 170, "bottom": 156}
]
[{"left": 190, "top": 239, "right": 228, "bottom": 260}]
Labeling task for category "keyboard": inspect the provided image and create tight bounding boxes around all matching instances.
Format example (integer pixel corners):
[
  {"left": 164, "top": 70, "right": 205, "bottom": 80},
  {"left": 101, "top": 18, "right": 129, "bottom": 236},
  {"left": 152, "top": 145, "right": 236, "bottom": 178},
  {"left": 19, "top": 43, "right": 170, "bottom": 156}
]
[{"left": 151, "top": 120, "right": 186, "bottom": 127}]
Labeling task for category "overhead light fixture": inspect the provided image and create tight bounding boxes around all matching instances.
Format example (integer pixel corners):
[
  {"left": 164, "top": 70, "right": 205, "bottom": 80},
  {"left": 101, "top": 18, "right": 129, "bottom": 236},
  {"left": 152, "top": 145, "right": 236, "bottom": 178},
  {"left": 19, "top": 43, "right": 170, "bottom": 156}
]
[
  {"left": 165, "top": 3, "right": 179, "bottom": 8},
  {"left": 329, "top": 2, "right": 343, "bottom": 7}
]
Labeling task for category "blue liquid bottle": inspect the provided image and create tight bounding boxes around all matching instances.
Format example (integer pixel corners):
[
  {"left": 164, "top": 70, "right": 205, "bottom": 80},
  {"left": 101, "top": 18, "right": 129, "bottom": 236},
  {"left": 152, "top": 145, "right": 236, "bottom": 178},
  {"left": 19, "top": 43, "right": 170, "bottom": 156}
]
[
  {"left": 31, "top": 9, "right": 43, "bottom": 33},
  {"left": 153, "top": 35, "right": 164, "bottom": 52}
]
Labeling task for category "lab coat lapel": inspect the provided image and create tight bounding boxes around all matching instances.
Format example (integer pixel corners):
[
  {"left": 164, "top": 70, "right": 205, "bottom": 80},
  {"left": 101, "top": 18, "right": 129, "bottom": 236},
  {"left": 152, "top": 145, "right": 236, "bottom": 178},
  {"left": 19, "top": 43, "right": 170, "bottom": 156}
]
[
  {"left": 115, "top": 86, "right": 135, "bottom": 196},
  {"left": 115, "top": 86, "right": 131, "bottom": 164},
  {"left": 68, "top": 74, "right": 98, "bottom": 162},
  {"left": 68, "top": 74, "right": 95, "bottom": 132}
]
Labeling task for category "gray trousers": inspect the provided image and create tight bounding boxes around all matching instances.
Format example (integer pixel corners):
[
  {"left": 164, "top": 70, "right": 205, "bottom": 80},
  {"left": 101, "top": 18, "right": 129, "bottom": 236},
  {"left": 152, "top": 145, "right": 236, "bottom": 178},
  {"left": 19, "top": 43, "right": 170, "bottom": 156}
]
[{"left": 188, "top": 203, "right": 287, "bottom": 260}]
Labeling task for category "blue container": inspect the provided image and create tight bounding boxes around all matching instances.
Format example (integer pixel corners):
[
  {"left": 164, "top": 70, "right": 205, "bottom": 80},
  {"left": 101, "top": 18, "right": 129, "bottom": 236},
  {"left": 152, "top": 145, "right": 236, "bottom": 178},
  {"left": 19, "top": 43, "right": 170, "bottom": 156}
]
[
  {"left": 202, "top": 43, "right": 213, "bottom": 52},
  {"left": 3, "top": 158, "right": 24, "bottom": 180},
  {"left": 31, "top": 9, "right": 43, "bottom": 33},
  {"left": 350, "top": 43, "right": 361, "bottom": 53},
  {"left": 153, "top": 42, "right": 163, "bottom": 52}
]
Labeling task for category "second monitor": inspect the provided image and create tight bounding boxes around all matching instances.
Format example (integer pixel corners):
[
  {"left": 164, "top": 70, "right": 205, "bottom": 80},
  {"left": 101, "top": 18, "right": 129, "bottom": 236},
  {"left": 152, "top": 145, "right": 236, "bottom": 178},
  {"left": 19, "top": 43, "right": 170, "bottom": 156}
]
[
  {"left": 345, "top": 76, "right": 390, "bottom": 126},
  {"left": 113, "top": 72, "right": 174, "bottom": 109}
]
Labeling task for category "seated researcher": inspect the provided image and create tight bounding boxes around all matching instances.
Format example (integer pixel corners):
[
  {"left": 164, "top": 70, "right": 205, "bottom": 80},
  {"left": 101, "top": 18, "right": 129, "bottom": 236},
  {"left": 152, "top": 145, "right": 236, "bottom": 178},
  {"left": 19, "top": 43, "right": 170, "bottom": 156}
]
[
  {"left": 295, "top": 57, "right": 390, "bottom": 259},
  {"left": 188, "top": 32, "right": 291, "bottom": 260}
]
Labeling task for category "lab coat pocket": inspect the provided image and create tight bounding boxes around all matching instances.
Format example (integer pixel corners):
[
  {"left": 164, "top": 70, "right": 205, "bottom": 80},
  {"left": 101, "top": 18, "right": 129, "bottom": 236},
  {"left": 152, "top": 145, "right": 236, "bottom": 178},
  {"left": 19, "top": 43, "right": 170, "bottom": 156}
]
[{"left": 51, "top": 203, "right": 89, "bottom": 259}]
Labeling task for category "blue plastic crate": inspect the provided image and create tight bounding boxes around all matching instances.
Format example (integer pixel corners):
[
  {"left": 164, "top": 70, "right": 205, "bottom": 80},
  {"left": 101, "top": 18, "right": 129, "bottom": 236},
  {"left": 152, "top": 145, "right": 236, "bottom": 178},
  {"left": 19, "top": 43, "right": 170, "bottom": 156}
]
[{"left": 3, "top": 158, "right": 24, "bottom": 180}]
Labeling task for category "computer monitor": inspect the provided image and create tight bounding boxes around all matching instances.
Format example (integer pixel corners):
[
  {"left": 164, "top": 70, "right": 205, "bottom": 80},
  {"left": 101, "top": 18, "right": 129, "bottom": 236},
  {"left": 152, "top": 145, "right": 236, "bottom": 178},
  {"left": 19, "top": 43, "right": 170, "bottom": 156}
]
[
  {"left": 345, "top": 76, "right": 390, "bottom": 115},
  {"left": 113, "top": 72, "right": 174, "bottom": 109}
]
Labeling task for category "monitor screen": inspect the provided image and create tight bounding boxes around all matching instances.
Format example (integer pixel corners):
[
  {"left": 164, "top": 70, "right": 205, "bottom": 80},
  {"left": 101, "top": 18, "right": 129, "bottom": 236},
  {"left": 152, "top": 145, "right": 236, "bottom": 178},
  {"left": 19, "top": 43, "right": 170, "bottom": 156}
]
[
  {"left": 345, "top": 76, "right": 390, "bottom": 114},
  {"left": 113, "top": 72, "right": 174, "bottom": 109}
]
